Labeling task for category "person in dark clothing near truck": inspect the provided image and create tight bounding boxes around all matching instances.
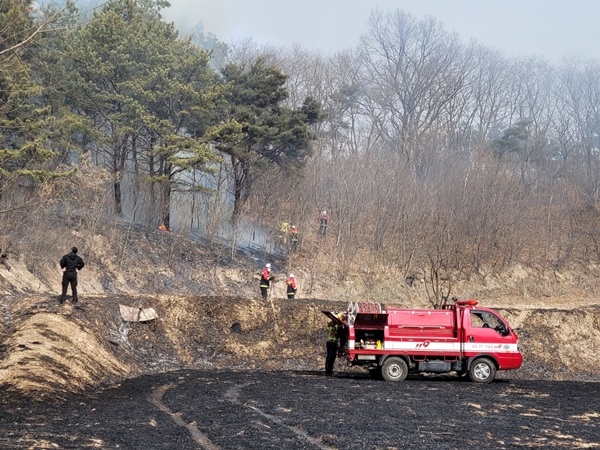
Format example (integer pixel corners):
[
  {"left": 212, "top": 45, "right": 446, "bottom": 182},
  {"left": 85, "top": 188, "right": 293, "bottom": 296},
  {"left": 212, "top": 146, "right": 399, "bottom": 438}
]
[
  {"left": 325, "top": 317, "right": 339, "bottom": 376},
  {"left": 60, "top": 246, "right": 85, "bottom": 304},
  {"left": 325, "top": 312, "right": 347, "bottom": 376}
]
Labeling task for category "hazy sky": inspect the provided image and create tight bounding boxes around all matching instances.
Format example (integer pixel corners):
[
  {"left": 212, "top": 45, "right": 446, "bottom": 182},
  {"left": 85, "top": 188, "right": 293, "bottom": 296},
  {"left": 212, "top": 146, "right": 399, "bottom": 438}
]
[{"left": 162, "top": 0, "right": 599, "bottom": 63}]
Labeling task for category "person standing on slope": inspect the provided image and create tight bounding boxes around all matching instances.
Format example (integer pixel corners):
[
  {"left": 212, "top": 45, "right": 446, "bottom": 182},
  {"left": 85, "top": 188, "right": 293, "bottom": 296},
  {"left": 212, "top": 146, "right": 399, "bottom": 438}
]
[
  {"left": 59, "top": 246, "right": 85, "bottom": 304},
  {"left": 319, "top": 210, "right": 330, "bottom": 235},
  {"left": 279, "top": 220, "right": 290, "bottom": 248},
  {"left": 286, "top": 274, "right": 297, "bottom": 299},
  {"left": 260, "top": 263, "right": 274, "bottom": 299},
  {"left": 289, "top": 226, "right": 299, "bottom": 252}
]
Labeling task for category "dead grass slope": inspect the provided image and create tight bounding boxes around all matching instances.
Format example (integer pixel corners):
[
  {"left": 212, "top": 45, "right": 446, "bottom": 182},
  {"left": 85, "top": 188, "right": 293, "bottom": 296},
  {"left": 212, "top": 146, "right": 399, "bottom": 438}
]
[
  {"left": 503, "top": 306, "right": 600, "bottom": 380},
  {"left": 1, "top": 294, "right": 598, "bottom": 400}
]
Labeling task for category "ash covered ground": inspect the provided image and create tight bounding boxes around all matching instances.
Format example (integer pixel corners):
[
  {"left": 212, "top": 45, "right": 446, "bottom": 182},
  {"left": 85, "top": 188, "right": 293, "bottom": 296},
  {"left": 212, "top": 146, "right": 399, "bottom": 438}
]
[
  {"left": 1, "top": 369, "right": 598, "bottom": 449},
  {"left": 1, "top": 295, "right": 599, "bottom": 449}
]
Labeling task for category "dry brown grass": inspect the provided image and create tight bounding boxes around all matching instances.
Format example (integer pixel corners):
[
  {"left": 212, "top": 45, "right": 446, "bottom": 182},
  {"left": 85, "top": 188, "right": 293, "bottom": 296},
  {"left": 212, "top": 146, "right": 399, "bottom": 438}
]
[
  {"left": 1, "top": 163, "right": 599, "bottom": 398},
  {"left": 0, "top": 290, "right": 598, "bottom": 399}
]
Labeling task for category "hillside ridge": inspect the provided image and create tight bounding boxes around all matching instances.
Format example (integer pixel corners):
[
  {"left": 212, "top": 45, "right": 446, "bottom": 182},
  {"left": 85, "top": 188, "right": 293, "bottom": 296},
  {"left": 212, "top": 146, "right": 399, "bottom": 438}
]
[{"left": 1, "top": 293, "right": 598, "bottom": 399}]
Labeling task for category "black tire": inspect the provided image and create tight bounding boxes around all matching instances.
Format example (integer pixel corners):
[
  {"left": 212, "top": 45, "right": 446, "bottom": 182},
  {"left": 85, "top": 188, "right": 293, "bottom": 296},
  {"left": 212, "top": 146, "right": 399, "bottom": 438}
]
[
  {"left": 381, "top": 357, "right": 408, "bottom": 382},
  {"left": 468, "top": 357, "right": 496, "bottom": 384}
]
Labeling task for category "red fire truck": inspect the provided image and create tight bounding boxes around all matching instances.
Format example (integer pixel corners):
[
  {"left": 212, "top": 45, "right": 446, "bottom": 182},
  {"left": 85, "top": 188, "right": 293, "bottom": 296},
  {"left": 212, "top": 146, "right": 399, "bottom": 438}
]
[{"left": 323, "top": 299, "right": 523, "bottom": 383}]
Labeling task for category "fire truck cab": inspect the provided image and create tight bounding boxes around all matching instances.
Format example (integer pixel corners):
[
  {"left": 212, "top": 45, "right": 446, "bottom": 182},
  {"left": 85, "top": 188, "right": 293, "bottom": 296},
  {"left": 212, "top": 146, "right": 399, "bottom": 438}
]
[{"left": 323, "top": 300, "right": 523, "bottom": 383}]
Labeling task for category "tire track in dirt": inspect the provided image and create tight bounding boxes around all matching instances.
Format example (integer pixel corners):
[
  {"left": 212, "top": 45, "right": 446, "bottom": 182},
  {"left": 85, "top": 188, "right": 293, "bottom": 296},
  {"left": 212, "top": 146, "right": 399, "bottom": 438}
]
[
  {"left": 149, "top": 382, "right": 220, "bottom": 450},
  {"left": 149, "top": 379, "right": 333, "bottom": 449},
  {"left": 224, "top": 382, "right": 334, "bottom": 450}
]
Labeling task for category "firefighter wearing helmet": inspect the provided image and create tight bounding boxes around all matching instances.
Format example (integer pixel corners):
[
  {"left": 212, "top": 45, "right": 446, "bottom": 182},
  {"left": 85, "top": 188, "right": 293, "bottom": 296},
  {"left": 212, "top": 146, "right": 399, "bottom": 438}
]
[
  {"left": 286, "top": 273, "right": 297, "bottom": 299},
  {"left": 259, "top": 263, "right": 274, "bottom": 298},
  {"left": 289, "top": 225, "right": 299, "bottom": 252}
]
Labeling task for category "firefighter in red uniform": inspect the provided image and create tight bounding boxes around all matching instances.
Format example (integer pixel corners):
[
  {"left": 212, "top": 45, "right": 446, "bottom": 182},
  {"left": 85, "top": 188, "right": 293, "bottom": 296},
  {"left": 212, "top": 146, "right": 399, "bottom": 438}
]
[
  {"left": 259, "top": 263, "right": 274, "bottom": 298},
  {"left": 286, "top": 274, "right": 297, "bottom": 299}
]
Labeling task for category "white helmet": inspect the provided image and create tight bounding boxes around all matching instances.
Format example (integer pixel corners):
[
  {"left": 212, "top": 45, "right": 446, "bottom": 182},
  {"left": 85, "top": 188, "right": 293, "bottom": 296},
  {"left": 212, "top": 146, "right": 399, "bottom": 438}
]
[
  {"left": 266, "top": 263, "right": 271, "bottom": 268},
  {"left": 289, "top": 273, "right": 294, "bottom": 278}
]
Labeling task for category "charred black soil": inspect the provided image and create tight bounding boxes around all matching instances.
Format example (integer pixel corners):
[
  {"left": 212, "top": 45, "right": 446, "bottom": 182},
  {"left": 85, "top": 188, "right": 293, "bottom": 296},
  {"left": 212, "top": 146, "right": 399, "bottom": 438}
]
[
  {"left": 1, "top": 369, "right": 598, "bottom": 449},
  {"left": 1, "top": 294, "right": 599, "bottom": 449}
]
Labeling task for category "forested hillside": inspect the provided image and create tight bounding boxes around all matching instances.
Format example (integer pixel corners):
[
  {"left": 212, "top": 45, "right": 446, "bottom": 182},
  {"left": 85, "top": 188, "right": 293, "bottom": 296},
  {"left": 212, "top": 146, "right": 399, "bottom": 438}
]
[{"left": 3, "top": 0, "right": 600, "bottom": 305}]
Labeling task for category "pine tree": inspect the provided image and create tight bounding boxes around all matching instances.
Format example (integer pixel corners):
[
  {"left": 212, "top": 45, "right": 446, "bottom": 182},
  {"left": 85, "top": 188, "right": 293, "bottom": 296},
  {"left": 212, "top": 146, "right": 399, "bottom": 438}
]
[
  {"left": 63, "top": 0, "right": 221, "bottom": 224},
  {"left": 0, "top": 0, "right": 75, "bottom": 198},
  {"left": 209, "top": 58, "right": 321, "bottom": 220}
]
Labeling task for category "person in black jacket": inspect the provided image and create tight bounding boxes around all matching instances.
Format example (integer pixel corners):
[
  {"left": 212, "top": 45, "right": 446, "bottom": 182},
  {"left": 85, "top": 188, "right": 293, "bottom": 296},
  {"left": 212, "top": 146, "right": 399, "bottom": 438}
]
[{"left": 59, "top": 246, "right": 85, "bottom": 304}]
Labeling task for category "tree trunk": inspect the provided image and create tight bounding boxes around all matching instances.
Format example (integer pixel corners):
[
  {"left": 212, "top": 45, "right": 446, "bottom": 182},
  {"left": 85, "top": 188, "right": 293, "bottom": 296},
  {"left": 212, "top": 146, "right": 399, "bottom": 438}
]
[
  {"left": 113, "top": 174, "right": 122, "bottom": 215},
  {"left": 162, "top": 177, "right": 171, "bottom": 230},
  {"left": 231, "top": 155, "right": 246, "bottom": 223}
]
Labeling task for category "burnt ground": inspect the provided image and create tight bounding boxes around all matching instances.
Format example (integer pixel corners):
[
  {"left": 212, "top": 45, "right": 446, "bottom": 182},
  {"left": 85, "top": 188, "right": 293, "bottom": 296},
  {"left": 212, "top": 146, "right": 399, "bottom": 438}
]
[
  {"left": 1, "top": 295, "right": 599, "bottom": 449},
  {"left": 2, "top": 209, "right": 600, "bottom": 448},
  {"left": 1, "top": 369, "right": 598, "bottom": 450}
]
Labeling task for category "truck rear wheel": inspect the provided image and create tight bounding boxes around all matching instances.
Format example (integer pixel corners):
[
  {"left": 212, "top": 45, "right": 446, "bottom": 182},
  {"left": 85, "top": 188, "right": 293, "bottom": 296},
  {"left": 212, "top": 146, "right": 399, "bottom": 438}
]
[
  {"left": 381, "top": 357, "right": 408, "bottom": 382},
  {"left": 469, "top": 357, "right": 496, "bottom": 384}
]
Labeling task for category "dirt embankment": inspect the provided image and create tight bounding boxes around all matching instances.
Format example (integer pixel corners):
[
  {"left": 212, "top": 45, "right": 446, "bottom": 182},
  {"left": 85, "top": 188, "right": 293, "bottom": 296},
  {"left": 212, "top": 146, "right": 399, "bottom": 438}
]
[{"left": 0, "top": 294, "right": 598, "bottom": 399}]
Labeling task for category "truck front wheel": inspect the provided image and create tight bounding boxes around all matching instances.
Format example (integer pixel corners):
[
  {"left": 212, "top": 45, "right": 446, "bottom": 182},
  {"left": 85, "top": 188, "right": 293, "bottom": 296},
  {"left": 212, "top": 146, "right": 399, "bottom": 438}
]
[
  {"left": 469, "top": 358, "right": 496, "bottom": 384},
  {"left": 381, "top": 357, "right": 408, "bottom": 382}
]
